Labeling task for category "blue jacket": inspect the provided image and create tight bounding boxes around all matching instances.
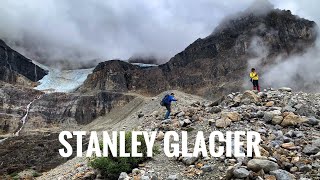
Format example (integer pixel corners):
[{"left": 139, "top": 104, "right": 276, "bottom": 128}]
[{"left": 165, "top": 95, "right": 177, "bottom": 104}]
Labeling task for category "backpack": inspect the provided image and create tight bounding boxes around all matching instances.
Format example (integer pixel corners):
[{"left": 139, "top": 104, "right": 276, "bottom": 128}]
[{"left": 160, "top": 94, "right": 169, "bottom": 106}]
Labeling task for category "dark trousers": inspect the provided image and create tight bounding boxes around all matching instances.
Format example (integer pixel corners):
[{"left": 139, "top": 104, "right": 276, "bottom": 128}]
[
  {"left": 252, "top": 80, "right": 260, "bottom": 92},
  {"left": 164, "top": 104, "right": 171, "bottom": 119}
]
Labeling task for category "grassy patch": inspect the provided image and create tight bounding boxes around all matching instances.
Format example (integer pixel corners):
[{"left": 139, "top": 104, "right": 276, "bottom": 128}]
[{"left": 89, "top": 132, "right": 159, "bottom": 179}]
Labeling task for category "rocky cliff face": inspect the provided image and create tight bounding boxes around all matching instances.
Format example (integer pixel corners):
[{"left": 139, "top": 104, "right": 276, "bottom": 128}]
[
  {"left": 80, "top": 60, "right": 169, "bottom": 95},
  {"left": 80, "top": 7, "right": 317, "bottom": 98},
  {"left": 29, "top": 91, "right": 135, "bottom": 125},
  {"left": 0, "top": 82, "right": 134, "bottom": 134},
  {"left": 0, "top": 39, "right": 47, "bottom": 84}
]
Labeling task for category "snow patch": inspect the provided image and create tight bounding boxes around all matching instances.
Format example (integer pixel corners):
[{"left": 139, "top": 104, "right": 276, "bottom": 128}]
[
  {"left": 33, "top": 60, "right": 93, "bottom": 93},
  {"left": 35, "top": 68, "right": 93, "bottom": 93},
  {"left": 131, "top": 63, "right": 158, "bottom": 68}
]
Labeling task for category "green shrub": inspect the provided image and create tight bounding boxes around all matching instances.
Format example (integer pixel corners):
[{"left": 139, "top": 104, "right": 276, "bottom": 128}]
[
  {"left": 32, "top": 171, "right": 42, "bottom": 177},
  {"left": 89, "top": 132, "right": 159, "bottom": 179}
]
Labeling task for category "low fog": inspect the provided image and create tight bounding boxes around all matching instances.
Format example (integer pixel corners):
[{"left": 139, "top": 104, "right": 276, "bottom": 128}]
[
  {"left": 1, "top": 0, "right": 319, "bottom": 69},
  {"left": 262, "top": 38, "right": 320, "bottom": 92}
]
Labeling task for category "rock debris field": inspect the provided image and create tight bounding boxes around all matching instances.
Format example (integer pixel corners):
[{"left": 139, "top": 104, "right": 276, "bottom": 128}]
[{"left": 37, "top": 88, "right": 320, "bottom": 180}]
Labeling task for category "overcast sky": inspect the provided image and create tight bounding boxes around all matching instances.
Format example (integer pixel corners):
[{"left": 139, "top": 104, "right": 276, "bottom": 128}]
[{"left": 0, "top": 0, "right": 319, "bottom": 66}]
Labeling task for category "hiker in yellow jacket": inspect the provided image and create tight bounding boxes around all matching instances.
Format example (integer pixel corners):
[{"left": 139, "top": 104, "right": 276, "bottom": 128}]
[{"left": 250, "top": 68, "right": 260, "bottom": 92}]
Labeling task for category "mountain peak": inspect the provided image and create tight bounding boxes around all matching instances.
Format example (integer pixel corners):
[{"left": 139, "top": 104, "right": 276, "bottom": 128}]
[{"left": 246, "top": 0, "right": 274, "bottom": 15}]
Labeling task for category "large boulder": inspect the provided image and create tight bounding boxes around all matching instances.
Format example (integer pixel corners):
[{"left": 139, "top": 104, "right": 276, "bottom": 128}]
[
  {"left": 281, "top": 112, "right": 307, "bottom": 127},
  {"left": 247, "top": 159, "right": 279, "bottom": 172},
  {"left": 270, "top": 169, "right": 295, "bottom": 180},
  {"left": 216, "top": 118, "right": 232, "bottom": 128},
  {"left": 241, "top": 91, "right": 260, "bottom": 103},
  {"left": 221, "top": 112, "right": 241, "bottom": 121},
  {"left": 233, "top": 168, "right": 250, "bottom": 178}
]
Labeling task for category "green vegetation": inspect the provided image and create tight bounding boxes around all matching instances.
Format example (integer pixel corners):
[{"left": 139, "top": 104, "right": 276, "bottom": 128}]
[
  {"left": 9, "top": 172, "right": 19, "bottom": 180},
  {"left": 89, "top": 132, "right": 159, "bottom": 179},
  {"left": 32, "top": 171, "right": 42, "bottom": 177}
]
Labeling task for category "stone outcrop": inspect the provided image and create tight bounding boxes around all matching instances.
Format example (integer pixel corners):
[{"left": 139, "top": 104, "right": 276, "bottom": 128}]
[
  {"left": 0, "top": 39, "right": 47, "bottom": 84},
  {"left": 0, "top": 81, "right": 134, "bottom": 134},
  {"left": 30, "top": 91, "right": 135, "bottom": 125}
]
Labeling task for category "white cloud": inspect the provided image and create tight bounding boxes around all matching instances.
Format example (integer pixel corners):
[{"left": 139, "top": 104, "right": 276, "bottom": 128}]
[{"left": 0, "top": 0, "right": 319, "bottom": 68}]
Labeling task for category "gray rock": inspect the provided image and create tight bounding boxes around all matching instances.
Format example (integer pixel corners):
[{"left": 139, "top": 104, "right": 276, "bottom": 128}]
[
  {"left": 183, "top": 119, "right": 192, "bottom": 125},
  {"left": 263, "top": 112, "right": 274, "bottom": 122},
  {"left": 283, "top": 136, "right": 292, "bottom": 143},
  {"left": 294, "top": 131, "right": 304, "bottom": 138},
  {"left": 296, "top": 105, "right": 315, "bottom": 117},
  {"left": 303, "top": 144, "right": 320, "bottom": 155},
  {"left": 270, "top": 169, "right": 295, "bottom": 180},
  {"left": 201, "top": 165, "right": 213, "bottom": 172},
  {"left": 257, "top": 128, "right": 267, "bottom": 134},
  {"left": 308, "top": 116, "right": 319, "bottom": 125},
  {"left": 166, "top": 174, "right": 182, "bottom": 180},
  {"left": 177, "top": 111, "right": 185, "bottom": 117},
  {"left": 182, "top": 156, "right": 199, "bottom": 165},
  {"left": 118, "top": 172, "right": 129, "bottom": 180},
  {"left": 311, "top": 152, "right": 320, "bottom": 158},
  {"left": 227, "top": 94, "right": 234, "bottom": 99},
  {"left": 298, "top": 164, "right": 312, "bottom": 172},
  {"left": 247, "top": 159, "right": 279, "bottom": 172},
  {"left": 284, "top": 130, "right": 294, "bottom": 137},
  {"left": 233, "top": 168, "right": 250, "bottom": 178},
  {"left": 294, "top": 103, "right": 303, "bottom": 109},
  {"left": 271, "top": 140, "right": 282, "bottom": 148},
  {"left": 140, "top": 176, "right": 150, "bottom": 180},
  {"left": 313, "top": 139, "right": 320, "bottom": 147},
  {"left": 162, "top": 119, "right": 171, "bottom": 124},
  {"left": 256, "top": 111, "right": 264, "bottom": 118},
  {"left": 264, "top": 110, "right": 281, "bottom": 123},
  {"left": 211, "top": 106, "right": 222, "bottom": 113},
  {"left": 279, "top": 87, "right": 292, "bottom": 92},
  {"left": 312, "top": 162, "right": 320, "bottom": 169},
  {"left": 145, "top": 171, "right": 158, "bottom": 180},
  {"left": 283, "top": 105, "right": 296, "bottom": 112}
]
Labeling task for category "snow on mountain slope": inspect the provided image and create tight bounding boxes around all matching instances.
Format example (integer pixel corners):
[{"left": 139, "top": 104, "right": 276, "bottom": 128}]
[
  {"left": 32, "top": 60, "right": 157, "bottom": 93},
  {"left": 34, "top": 68, "right": 93, "bottom": 93},
  {"left": 131, "top": 63, "right": 158, "bottom": 68},
  {"left": 32, "top": 60, "right": 93, "bottom": 92}
]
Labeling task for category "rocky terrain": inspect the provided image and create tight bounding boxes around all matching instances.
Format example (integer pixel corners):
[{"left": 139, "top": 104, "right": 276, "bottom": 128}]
[
  {"left": 79, "top": 4, "right": 317, "bottom": 98},
  {"left": 34, "top": 88, "right": 320, "bottom": 180}
]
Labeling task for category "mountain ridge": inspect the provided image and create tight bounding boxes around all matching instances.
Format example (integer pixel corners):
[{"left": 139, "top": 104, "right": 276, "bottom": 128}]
[{"left": 80, "top": 7, "right": 317, "bottom": 99}]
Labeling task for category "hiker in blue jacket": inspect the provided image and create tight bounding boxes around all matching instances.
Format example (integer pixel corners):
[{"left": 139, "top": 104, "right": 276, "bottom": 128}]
[{"left": 162, "top": 93, "right": 177, "bottom": 119}]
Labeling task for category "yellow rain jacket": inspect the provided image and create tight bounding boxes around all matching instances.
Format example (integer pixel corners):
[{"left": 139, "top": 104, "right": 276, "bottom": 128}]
[{"left": 250, "top": 72, "right": 259, "bottom": 80}]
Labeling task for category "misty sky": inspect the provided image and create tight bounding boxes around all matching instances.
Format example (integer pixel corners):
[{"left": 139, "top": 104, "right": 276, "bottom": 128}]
[{"left": 0, "top": 0, "right": 319, "bottom": 66}]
